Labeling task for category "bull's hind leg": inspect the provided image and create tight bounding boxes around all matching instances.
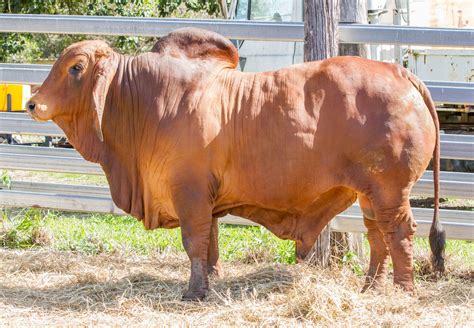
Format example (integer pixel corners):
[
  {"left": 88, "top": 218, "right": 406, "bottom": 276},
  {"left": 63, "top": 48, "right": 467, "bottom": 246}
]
[
  {"left": 359, "top": 195, "right": 390, "bottom": 291},
  {"left": 362, "top": 217, "right": 391, "bottom": 291},
  {"left": 371, "top": 192, "right": 417, "bottom": 292}
]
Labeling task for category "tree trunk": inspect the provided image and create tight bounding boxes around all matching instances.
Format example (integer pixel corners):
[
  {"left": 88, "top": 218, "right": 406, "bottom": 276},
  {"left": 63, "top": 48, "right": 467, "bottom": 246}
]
[
  {"left": 303, "top": 0, "right": 340, "bottom": 267},
  {"left": 304, "top": 0, "right": 339, "bottom": 62}
]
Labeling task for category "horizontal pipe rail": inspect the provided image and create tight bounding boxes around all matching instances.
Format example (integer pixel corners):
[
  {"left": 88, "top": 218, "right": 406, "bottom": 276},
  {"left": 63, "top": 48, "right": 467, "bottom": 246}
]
[
  {"left": 424, "top": 80, "right": 474, "bottom": 88},
  {"left": 0, "top": 64, "right": 51, "bottom": 85},
  {"left": 4, "top": 175, "right": 473, "bottom": 203},
  {"left": 4, "top": 112, "right": 474, "bottom": 147},
  {"left": 414, "top": 171, "right": 474, "bottom": 199},
  {"left": 1, "top": 128, "right": 473, "bottom": 161},
  {"left": 439, "top": 140, "right": 474, "bottom": 161},
  {"left": 1, "top": 145, "right": 472, "bottom": 199},
  {"left": 439, "top": 134, "right": 474, "bottom": 142},
  {"left": 427, "top": 86, "right": 474, "bottom": 105},
  {"left": 0, "top": 145, "right": 101, "bottom": 174},
  {"left": 0, "top": 112, "right": 64, "bottom": 136},
  {"left": 1, "top": 14, "right": 473, "bottom": 47},
  {"left": 1, "top": 139, "right": 473, "bottom": 171},
  {"left": 7, "top": 180, "right": 110, "bottom": 197},
  {"left": 1, "top": 188, "right": 472, "bottom": 240},
  {"left": 1, "top": 63, "right": 472, "bottom": 104},
  {"left": 1, "top": 63, "right": 474, "bottom": 106}
]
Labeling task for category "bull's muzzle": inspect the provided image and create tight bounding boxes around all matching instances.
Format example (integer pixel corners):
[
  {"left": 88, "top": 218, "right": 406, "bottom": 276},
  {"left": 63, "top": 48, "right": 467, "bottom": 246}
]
[{"left": 25, "top": 99, "right": 48, "bottom": 121}]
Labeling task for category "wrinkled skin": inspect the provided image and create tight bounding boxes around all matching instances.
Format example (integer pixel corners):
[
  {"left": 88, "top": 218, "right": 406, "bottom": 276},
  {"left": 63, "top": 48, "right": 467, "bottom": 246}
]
[{"left": 27, "top": 28, "right": 442, "bottom": 300}]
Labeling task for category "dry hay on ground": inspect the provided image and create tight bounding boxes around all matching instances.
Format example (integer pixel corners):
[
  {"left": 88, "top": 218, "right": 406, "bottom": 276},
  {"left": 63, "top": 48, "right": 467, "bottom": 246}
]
[{"left": 0, "top": 249, "right": 472, "bottom": 327}]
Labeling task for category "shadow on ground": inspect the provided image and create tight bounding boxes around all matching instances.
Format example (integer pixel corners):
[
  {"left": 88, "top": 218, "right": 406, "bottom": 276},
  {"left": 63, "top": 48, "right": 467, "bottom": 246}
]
[{"left": 0, "top": 264, "right": 294, "bottom": 313}]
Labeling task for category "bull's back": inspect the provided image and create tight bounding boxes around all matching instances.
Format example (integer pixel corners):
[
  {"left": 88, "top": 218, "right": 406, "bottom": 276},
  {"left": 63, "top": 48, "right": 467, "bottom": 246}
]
[{"left": 217, "top": 57, "right": 434, "bottom": 208}]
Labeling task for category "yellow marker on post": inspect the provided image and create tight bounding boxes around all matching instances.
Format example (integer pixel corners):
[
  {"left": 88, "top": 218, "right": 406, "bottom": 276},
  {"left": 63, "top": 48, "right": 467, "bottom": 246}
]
[{"left": 0, "top": 84, "right": 32, "bottom": 112}]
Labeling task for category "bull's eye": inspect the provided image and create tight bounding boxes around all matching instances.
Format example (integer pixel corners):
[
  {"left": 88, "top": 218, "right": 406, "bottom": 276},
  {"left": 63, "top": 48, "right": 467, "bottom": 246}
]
[{"left": 69, "top": 64, "right": 84, "bottom": 75}]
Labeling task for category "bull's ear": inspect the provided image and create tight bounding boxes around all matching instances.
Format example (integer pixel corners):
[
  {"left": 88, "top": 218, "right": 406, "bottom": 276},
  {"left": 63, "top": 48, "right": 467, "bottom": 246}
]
[{"left": 92, "top": 47, "right": 116, "bottom": 142}]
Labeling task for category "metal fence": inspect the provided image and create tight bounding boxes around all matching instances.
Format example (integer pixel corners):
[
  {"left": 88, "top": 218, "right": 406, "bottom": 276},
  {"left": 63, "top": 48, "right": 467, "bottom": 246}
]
[
  {"left": 1, "top": 64, "right": 473, "bottom": 104},
  {"left": 0, "top": 14, "right": 473, "bottom": 240},
  {"left": 1, "top": 14, "right": 474, "bottom": 46}
]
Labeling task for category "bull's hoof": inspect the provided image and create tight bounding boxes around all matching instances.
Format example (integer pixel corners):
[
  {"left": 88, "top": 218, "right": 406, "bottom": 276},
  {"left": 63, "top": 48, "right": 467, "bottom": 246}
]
[{"left": 181, "top": 289, "right": 207, "bottom": 301}]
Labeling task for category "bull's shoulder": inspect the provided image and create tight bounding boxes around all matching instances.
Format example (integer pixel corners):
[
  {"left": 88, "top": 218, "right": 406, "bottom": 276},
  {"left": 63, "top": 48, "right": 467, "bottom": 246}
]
[{"left": 151, "top": 28, "right": 239, "bottom": 69}]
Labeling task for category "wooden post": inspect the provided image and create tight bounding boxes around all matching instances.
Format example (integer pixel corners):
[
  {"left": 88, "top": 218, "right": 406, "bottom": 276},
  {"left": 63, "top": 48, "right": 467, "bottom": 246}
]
[
  {"left": 219, "top": 0, "right": 229, "bottom": 19},
  {"left": 303, "top": 0, "right": 340, "bottom": 267},
  {"left": 339, "top": 0, "right": 368, "bottom": 57},
  {"left": 304, "top": 0, "right": 339, "bottom": 61}
]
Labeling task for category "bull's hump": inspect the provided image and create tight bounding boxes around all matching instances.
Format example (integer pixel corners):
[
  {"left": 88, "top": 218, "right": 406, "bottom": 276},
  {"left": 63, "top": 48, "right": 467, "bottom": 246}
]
[{"left": 151, "top": 28, "right": 239, "bottom": 69}]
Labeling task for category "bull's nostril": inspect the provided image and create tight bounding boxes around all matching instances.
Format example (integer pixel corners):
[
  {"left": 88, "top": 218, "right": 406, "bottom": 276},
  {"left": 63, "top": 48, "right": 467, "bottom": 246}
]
[{"left": 28, "top": 102, "right": 36, "bottom": 111}]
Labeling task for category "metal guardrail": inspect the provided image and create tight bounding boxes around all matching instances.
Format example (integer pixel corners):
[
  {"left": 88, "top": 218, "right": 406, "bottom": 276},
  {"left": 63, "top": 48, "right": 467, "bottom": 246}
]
[
  {"left": 2, "top": 141, "right": 472, "bottom": 179},
  {"left": 0, "top": 112, "right": 64, "bottom": 136},
  {"left": 439, "top": 139, "right": 474, "bottom": 161},
  {"left": 424, "top": 80, "right": 474, "bottom": 88},
  {"left": 1, "top": 112, "right": 473, "bottom": 161},
  {"left": 425, "top": 86, "right": 474, "bottom": 105},
  {"left": 0, "top": 64, "right": 51, "bottom": 85},
  {"left": 0, "top": 144, "right": 101, "bottom": 174},
  {"left": 0, "top": 139, "right": 473, "bottom": 174},
  {"left": 1, "top": 166, "right": 472, "bottom": 200},
  {"left": 1, "top": 14, "right": 474, "bottom": 47},
  {"left": 415, "top": 171, "right": 474, "bottom": 199},
  {"left": 1, "top": 186, "right": 472, "bottom": 240},
  {"left": 1, "top": 64, "right": 473, "bottom": 104}
]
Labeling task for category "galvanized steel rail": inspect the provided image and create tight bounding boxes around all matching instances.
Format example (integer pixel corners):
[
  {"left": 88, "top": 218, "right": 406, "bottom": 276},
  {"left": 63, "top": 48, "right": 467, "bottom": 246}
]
[
  {"left": 1, "top": 63, "right": 473, "bottom": 104},
  {"left": 1, "top": 14, "right": 474, "bottom": 47},
  {"left": 3, "top": 111, "right": 474, "bottom": 144},
  {"left": 1, "top": 136, "right": 473, "bottom": 172},
  {"left": 1, "top": 113, "right": 473, "bottom": 162},
  {"left": 1, "top": 159, "right": 472, "bottom": 200},
  {"left": 1, "top": 187, "right": 473, "bottom": 240}
]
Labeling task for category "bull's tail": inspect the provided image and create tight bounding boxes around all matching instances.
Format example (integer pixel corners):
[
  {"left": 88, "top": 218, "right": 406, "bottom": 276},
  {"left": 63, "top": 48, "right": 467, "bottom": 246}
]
[{"left": 407, "top": 71, "right": 446, "bottom": 274}]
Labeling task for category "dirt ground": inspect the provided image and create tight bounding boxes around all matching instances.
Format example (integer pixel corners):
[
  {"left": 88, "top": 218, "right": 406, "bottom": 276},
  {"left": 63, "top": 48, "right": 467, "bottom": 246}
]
[{"left": 0, "top": 249, "right": 472, "bottom": 327}]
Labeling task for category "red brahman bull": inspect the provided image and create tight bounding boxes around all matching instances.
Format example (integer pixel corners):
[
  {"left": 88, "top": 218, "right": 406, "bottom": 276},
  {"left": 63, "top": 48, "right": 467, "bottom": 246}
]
[{"left": 26, "top": 28, "right": 445, "bottom": 300}]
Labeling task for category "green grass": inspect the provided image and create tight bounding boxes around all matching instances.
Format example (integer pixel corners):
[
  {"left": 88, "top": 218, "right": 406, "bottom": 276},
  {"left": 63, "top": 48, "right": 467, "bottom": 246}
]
[
  {"left": 1, "top": 208, "right": 472, "bottom": 270},
  {"left": 0, "top": 208, "right": 296, "bottom": 264}
]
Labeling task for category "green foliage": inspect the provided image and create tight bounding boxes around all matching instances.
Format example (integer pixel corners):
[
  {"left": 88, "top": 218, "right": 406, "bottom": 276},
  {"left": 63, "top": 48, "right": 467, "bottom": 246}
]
[
  {"left": 0, "top": 208, "right": 43, "bottom": 248},
  {"left": 0, "top": 0, "right": 227, "bottom": 62},
  {"left": 1, "top": 170, "right": 11, "bottom": 189},
  {"left": 341, "top": 251, "right": 364, "bottom": 275}
]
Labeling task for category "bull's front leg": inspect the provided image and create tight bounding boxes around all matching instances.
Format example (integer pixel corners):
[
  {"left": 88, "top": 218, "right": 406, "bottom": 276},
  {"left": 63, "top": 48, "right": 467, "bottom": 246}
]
[
  {"left": 173, "top": 182, "right": 214, "bottom": 301},
  {"left": 207, "top": 217, "right": 223, "bottom": 277}
]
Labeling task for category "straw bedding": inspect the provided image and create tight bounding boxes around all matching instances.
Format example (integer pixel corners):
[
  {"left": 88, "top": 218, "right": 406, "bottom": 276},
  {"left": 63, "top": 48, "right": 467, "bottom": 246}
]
[{"left": 0, "top": 248, "right": 472, "bottom": 327}]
